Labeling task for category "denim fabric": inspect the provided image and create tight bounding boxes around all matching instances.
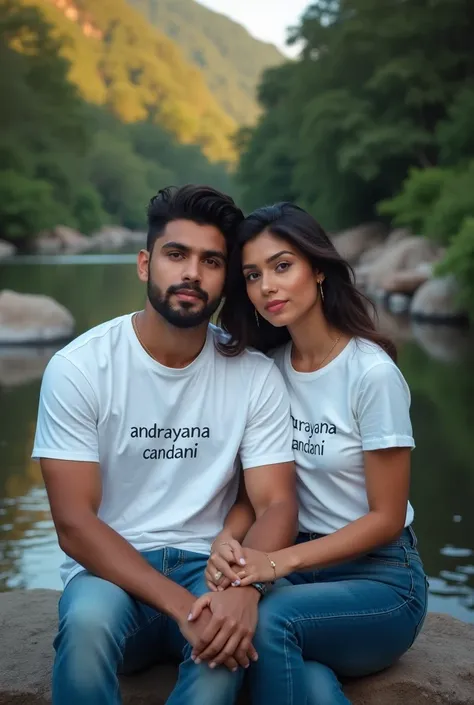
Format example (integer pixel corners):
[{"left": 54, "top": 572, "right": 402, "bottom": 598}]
[
  {"left": 52, "top": 548, "right": 243, "bottom": 705},
  {"left": 249, "top": 527, "right": 429, "bottom": 705}
]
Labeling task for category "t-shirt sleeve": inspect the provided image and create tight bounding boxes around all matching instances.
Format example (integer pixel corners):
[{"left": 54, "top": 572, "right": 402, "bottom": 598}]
[
  {"left": 31, "top": 353, "right": 99, "bottom": 462},
  {"left": 356, "top": 362, "right": 415, "bottom": 451},
  {"left": 239, "top": 361, "right": 295, "bottom": 469}
]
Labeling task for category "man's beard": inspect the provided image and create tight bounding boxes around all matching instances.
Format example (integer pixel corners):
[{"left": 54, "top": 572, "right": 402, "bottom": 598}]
[{"left": 147, "top": 278, "right": 221, "bottom": 329}]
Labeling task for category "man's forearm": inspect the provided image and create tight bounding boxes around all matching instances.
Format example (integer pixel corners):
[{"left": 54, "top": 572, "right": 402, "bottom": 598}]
[
  {"left": 59, "top": 515, "right": 193, "bottom": 622},
  {"left": 242, "top": 500, "right": 298, "bottom": 552}
]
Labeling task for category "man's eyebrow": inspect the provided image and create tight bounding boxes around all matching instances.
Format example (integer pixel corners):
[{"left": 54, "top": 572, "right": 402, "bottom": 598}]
[
  {"left": 203, "top": 249, "right": 227, "bottom": 263},
  {"left": 161, "top": 241, "right": 189, "bottom": 252},
  {"left": 162, "top": 242, "right": 226, "bottom": 262},
  {"left": 242, "top": 250, "right": 294, "bottom": 270}
]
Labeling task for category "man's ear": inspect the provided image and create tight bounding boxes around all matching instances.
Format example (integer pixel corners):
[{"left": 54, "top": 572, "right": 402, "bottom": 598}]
[{"left": 137, "top": 249, "right": 150, "bottom": 283}]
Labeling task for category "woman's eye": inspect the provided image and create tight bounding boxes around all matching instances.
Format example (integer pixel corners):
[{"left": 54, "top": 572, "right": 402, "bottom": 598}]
[
  {"left": 276, "top": 261, "right": 291, "bottom": 273},
  {"left": 245, "top": 272, "right": 260, "bottom": 282}
]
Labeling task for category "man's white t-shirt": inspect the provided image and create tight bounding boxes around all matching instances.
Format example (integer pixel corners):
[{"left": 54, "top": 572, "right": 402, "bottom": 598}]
[
  {"left": 32, "top": 315, "right": 294, "bottom": 586},
  {"left": 271, "top": 337, "right": 415, "bottom": 535}
]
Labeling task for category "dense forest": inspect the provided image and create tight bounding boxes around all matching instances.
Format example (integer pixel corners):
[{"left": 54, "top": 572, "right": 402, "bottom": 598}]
[
  {"left": 237, "top": 0, "right": 474, "bottom": 314},
  {"left": 127, "top": 0, "right": 283, "bottom": 125},
  {"left": 0, "top": 0, "right": 243, "bottom": 245}
]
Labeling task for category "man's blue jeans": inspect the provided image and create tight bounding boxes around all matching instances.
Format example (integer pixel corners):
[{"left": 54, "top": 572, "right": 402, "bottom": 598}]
[
  {"left": 249, "top": 527, "right": 429, "bottom": 705},
  {"left": 52, "top": 547, "right": 243, "bottom": 705}
]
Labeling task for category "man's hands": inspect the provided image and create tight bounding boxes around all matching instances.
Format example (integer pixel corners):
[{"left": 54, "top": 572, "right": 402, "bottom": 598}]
[{"left": 184, "top": 588, "right": 260, "bottom": 670}]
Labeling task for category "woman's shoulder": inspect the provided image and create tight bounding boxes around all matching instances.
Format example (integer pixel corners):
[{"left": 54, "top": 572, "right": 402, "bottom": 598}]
[{"left": 350, "top": 337, "right": 397, "bottom": 371}]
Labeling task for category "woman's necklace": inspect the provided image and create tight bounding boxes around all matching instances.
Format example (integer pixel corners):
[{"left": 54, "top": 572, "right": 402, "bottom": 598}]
[
  {"left": 132, "top": 312, "right": 158, "bottom": 361},
  {"left": 316, "top": 334, "right": 341, "bottom": 369},
  {"left": 293, "top": 333, "right": 342, "bottom": 371}
]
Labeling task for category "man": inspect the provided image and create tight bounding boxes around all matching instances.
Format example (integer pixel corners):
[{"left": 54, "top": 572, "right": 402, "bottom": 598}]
[{"left": 32, "top": 185, "right": 298, "bottom": 705}]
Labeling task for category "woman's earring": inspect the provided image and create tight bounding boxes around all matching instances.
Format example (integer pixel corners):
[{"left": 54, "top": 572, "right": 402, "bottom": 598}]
[
  {"left": 254, "top": 308, "right": 260, "bottom": 327},
  {"left": 319, "top": 280, "right": 325, "bottom": 303}
]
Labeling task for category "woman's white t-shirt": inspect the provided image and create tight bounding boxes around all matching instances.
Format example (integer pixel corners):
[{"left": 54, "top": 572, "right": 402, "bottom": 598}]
[{"left": 271, "top": 337, "right": 415, "bottom": 535}]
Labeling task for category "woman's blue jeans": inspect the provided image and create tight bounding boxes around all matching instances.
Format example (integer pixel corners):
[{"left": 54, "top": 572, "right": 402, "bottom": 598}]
[{"left": 249, "top": 526, "right": 429, "bottom": 705}]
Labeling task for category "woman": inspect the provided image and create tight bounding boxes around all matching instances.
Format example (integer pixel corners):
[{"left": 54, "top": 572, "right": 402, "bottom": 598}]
[{"left": 199, "top": 202, "right": 428, "bottom": 705}]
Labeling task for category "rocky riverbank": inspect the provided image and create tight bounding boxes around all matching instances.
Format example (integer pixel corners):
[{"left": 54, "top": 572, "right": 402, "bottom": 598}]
[
  {"left": 331, "top": 224, "right": 467, "bottom": 322},
  {"left": 0, "top": 224, "right": 146, "bottom": 259},
  {"left": 0, "top": 590, "right": 473, "bottom": 705}
]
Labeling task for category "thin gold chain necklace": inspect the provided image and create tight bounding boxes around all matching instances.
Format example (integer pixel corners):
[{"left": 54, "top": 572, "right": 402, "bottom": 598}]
[
  {"left": 132, "top": 312, "right": 158, "bottom": 361},
  {"left": 293, "top": 334, "right": 341, "bottom": 371}
]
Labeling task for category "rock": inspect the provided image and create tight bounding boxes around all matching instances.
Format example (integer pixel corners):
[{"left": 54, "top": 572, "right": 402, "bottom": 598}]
[
  {"left": 363, "top": 237, "right": 443, "bottom": 294},
  {"left": 0, "top": 240, "right": 16, "bottom": 260},
  {"left": 0, "top": 589, "right": 473, "bottom": 705},
  {"left": 0, "top": 345, "right": 59, "bottom": 387},
  {"left": 380, "top": 264, "right": 433, "bottom": 295},
  {"left": 412, "top": 323, "right": 472, "bottom": 363},
  {"left": 36, "top": 225, "right": 92, "bottom": 254},
  {"left": 387, "top": 293, "right": 411, "bottom": 314},
  {"left": 331, "top": 223, "right": 387, "bottom": 264},
  {"left": 410, "top": 276, "right": 468, "bottom": 322},
  {"left": 0, "top": 290, "right": 74, "bottom": 344},
  {"left": 91, "top": 225, "right": 135, "bottom": 250},
  {"left": 358, "top": 228, "right": 411, "bottom": 268}
]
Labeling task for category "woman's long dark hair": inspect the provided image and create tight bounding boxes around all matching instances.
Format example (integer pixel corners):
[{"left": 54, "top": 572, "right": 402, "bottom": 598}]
[{"left": 218, "top": 202, "right": 396, "bottom": 361}]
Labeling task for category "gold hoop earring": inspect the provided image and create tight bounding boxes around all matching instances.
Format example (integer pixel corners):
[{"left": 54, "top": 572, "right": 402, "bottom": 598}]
[
  {"left": 255, "top": 308, "right": 260, "bottom": 327},
  {"left": 319, "top": 281, "right": 325, "bottom": 303}
]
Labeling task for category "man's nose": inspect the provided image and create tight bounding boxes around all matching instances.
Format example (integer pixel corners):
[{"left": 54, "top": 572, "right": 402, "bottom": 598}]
[{"left": 182, "top": 257, "right": 201, "bottom": 283}]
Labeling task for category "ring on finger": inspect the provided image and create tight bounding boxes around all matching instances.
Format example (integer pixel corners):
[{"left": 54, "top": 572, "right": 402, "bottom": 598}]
[{"left": 214, "top": 570, "right": 223, "bottom": 582}]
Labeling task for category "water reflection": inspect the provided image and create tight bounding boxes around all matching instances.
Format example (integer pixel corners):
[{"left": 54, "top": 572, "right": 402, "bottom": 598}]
[{"left": 0, "top": 256, "right": 473, "bottom": 622}]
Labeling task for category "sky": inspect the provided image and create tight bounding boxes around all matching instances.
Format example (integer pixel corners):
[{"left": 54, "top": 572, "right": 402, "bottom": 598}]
[{"left": 196, "top": 0, "right": 310, "bottom": 56}]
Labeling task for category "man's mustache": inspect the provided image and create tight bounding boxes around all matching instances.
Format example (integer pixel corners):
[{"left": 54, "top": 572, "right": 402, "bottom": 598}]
[{"left": 166, "top": 283, "right": 208, "bottom": 302}]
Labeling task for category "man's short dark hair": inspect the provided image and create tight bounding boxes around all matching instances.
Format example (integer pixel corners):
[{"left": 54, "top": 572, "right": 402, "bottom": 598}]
[{"left": 146, "top": 185, "right": 244, "bottom": 252}]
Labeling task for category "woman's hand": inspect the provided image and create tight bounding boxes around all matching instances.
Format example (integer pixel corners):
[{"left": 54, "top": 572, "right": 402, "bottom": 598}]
[
  {"left": 233, "top": 548, "right": 279, "bottom": 586},
  {"left": 206, "top": 534, "right": 247, "bottom": 591}
]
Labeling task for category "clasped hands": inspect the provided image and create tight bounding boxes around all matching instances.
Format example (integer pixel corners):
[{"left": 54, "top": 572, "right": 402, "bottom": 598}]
[{"left": 181, "top": 535, "right": 278, "bottom": 672}]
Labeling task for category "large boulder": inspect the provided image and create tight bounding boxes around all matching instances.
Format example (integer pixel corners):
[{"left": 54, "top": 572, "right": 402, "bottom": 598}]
[
  {"left": 331, "top": 223, "right": 387, "bottom": 264},
  {"left": 36, "top": 225, "right": 92, "bottom": 254},
  {"left": 362, "top": 237, "right": 443, "bottom": 294},
  {"left": 0, "top": 589, "right": 473, "bottom": 705},
  {"left": 0, "top": 240, "right": 16, "bottom": 260},
  {"left": 0, "top": 290, "right": 74, "bottom": 344},
  {"left": 379, "top": 263, "right": 433, "bottom": 295},
  {"left": 410, "top": 276, "right": 467, "bottom": 322}
]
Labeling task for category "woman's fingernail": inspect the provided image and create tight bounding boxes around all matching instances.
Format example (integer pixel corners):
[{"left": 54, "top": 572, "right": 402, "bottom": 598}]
[
  {"left": 232, "top": 580, "right": 240, "bottom": 586},
  {"left": 239, "top": 558, "right": 246, "bottom": 565},
  {"left": 187, "top": 613, "right": 193, "bottom": 621},
  {"left": 210, "top": 662, "right": 216, "bottom": 669},
  {"left": 245, "top": 663, "right": 250, "bottom": 668},
  {"left": 252, "top": 654, "right": 259, "bottom": 661},
  {"left": 195, "top": 658, "right": 201, "bottom": 665},
  {"left": 232, "top": 667, "right": 238, "bottom": 672}
]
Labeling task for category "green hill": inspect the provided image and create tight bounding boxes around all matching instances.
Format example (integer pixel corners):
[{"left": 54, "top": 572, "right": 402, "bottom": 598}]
[
  {"left": 17, "top": 0, "right": 237, "bottom": 162},
  {"left": 127, "top": 0, "right": 284, "bottom": 125}
]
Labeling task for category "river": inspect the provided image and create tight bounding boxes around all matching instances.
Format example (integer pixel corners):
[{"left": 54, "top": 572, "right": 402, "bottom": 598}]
[{"left": 0, "top": 254, "right": 473, "bottom": 623}]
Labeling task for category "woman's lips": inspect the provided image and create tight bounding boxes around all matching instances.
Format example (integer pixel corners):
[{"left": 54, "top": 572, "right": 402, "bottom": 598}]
[{"left": 265, "top": 300, "right": 288, "bottom": 314}]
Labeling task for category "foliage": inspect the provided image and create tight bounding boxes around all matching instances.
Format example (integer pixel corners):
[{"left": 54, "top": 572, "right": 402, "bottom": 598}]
[
  {"left": 17, "top": 0, "right": 237, "bottom": 163},
  {"left": 127, "top": 0, "right": 283, "bottom": 126},
  {"left": 237, "top": 0, "right": 474, "bottom": 229},
  {"left": 0, "top": 0, "right": 238, "bottom": 245},
  {"left": 437, "top": 218, "right": 474, "bottom": 317}
]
